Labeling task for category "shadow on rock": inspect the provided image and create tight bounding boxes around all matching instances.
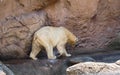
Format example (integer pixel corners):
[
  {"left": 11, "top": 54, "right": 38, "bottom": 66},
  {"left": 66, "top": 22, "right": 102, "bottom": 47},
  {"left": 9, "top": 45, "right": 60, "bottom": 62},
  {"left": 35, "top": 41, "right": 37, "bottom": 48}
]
[{"left": 3, "top": 59, "right": 67, "bottom": 75}]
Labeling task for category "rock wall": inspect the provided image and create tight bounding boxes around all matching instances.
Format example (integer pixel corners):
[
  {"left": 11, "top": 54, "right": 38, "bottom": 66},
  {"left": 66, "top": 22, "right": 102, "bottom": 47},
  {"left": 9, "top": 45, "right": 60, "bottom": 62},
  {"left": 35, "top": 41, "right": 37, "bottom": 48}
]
[
  {"left": 0, "top": 0, "right": 120, "bottom": 59},
  {"left": 0, "top": 11, "right": 48, "bottom": 59},
  {"left": 0, "top": 0, "right": 57, "bottom": 19},
  {"left": 0, "top": 0, "right": 57, "bottom": 59},
  {"left": 45, "top": 0, "right": 120, "bottom": 48}
]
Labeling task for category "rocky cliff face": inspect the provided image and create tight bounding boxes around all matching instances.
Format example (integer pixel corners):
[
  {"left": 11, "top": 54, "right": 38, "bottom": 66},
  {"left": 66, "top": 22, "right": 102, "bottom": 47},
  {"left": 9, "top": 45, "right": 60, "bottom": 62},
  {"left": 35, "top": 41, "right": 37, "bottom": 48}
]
[
  {"left": 45, "top": 0, "right": 120, "bottom": 48},
  {"left": 0, "top": 0, "right": 120, "bottom": 59}
]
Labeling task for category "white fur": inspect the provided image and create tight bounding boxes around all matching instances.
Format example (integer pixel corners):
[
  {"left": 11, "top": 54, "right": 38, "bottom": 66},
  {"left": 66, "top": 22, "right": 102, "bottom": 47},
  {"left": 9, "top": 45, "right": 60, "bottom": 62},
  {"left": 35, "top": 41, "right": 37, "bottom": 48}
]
[{"left": 30, "top": 26, "right": 78, "bottom": 60}]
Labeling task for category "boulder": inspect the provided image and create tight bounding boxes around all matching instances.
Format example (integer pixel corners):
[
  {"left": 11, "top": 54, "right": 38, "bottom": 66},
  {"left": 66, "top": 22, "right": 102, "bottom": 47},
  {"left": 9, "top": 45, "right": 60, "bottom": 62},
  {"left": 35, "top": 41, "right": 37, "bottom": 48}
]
[
  {"left": 66, "top": 62, "right": 120, "bottom": 75},
  {"left": 116, "top": 60, "right": 120, "bottom": 65},
  {"left": 0, "top": 61, "right": 14, "bottom": 75},
  {"left": 0, "top": 71, "right": 6, "bottom": 75}
]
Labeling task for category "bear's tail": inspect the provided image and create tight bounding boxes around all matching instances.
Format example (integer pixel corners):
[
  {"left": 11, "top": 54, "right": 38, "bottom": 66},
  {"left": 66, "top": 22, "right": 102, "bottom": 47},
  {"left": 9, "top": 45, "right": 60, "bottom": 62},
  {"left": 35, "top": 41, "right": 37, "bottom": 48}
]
[{"left": 33, "top": 33, "right": 38, "bottom": 41}]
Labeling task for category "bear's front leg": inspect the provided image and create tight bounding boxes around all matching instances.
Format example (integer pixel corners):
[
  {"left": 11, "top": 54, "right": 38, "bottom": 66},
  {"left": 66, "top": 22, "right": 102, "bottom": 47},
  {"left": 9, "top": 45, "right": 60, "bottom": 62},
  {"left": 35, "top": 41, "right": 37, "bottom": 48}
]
[
  {"left": 57, "top": 44, "right": 71, "bottom": 57},
  {"left": 65, "top": 53, "right": 71, "bottom": 57},
  {"left": 45, "top": 46, "right": 56, "bottom": 59}
]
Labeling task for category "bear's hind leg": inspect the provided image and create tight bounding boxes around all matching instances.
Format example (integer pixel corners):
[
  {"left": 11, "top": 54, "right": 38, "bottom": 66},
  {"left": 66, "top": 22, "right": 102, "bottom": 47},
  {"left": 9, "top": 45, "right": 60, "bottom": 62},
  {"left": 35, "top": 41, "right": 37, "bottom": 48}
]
[
  {"left": 30, "top": 52, "right": 38, "bottom": 60},
  {"left": 30, "top": 42, "right": 41, "bottom": 60},
  {"left": 30, "top": 49, "right": 41, "bottom": 60}
]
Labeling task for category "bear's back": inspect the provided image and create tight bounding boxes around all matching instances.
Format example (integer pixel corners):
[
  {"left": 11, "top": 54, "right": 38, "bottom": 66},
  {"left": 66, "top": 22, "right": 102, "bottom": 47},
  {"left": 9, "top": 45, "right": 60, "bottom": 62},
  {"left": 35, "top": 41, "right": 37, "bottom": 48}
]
[
  {"left": 36, "top": 26, "right": 65, "bottom": 35},
  {"left": 35, "top": 26, "right": 67, "bottom": 46}
]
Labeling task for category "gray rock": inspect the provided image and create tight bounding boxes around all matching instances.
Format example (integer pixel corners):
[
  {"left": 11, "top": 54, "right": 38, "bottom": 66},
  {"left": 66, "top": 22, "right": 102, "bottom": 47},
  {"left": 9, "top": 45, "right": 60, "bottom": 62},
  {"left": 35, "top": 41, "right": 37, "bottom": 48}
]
[
  {"left": 0, "top": 61, "right": 14, "bottom": 75},
  {"left": 102, "top": 55, "right": 120, "bottom": 63},
  {"left": 5, "top": 59, "right": 67, "bottom": 75},
  {"left": 68, "top": 56, "right": 95, "bottom": 64}
]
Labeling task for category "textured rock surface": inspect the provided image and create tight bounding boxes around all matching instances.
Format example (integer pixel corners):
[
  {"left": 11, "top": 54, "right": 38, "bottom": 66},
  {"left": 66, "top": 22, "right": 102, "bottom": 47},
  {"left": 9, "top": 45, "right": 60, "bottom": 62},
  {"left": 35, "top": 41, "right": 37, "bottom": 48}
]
[
  {"left": 116, "top": 60, "right": 120, "bottom": 65},
  {"left": 66, "top": 62, "right": 120, "bottom": 75},
  {"left": 3, "top": 52, "right": 120, "bottom": 75},
  {"left": 0, "top": 11, "right": 48, "bottom": 59},
  {"left": 45, "top": 0, "right": 120, "bottom": 48},
  {"left": 0, "top": 0, "right": 120, "bottom": 59},
  {"left": 0, "top": 61, "right": 14, "bottom": 75},
  {"left": 107, "top": 33, "right": 120, "bottom": 49},
  {"left": 4, "top": 59, "right": 67, "bottom": 75},
  {"left": 0, "top": 0, "right": 57, "bottom": 19}
]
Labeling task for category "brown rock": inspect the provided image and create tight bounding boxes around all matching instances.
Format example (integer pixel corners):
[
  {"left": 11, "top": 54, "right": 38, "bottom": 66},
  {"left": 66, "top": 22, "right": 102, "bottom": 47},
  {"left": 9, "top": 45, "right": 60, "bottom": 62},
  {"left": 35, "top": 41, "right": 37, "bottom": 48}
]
[
  {"left": 0, "top": 0, "right": 58, "bottom": 19},
  {"left": 45, "top": 0, "right": 120, "bottom": 49},
  {"left": 0, "top": 11, "right": 48, "bottom": 59},
  {"left": 0, "top": 0, "right": 120, "bottom": 59}
]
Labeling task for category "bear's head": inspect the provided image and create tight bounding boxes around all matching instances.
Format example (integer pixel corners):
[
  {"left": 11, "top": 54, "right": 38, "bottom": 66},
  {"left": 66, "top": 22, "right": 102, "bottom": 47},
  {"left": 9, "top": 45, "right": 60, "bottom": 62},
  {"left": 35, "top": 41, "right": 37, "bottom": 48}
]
[{"left": 69, "top": 36, "right": 78, "bottom": 46}]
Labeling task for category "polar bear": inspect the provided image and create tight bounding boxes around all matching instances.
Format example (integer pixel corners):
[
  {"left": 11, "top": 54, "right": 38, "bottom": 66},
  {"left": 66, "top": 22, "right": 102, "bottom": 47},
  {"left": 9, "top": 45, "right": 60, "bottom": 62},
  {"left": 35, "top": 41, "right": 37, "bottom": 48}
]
[{"left": 30, "top": 26, "right": 78, "bottom": 60}]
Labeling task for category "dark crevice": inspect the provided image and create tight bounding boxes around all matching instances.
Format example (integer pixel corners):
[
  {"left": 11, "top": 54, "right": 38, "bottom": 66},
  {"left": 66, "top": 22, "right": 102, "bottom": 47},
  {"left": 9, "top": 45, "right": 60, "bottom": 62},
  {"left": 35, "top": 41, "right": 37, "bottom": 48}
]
[{"left": 13, "top": 16, "right": 30, "bottom": 31}]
